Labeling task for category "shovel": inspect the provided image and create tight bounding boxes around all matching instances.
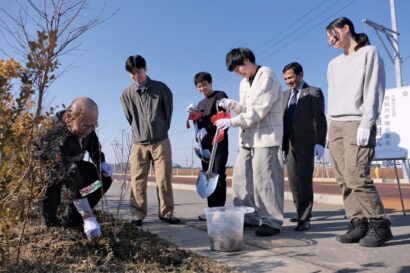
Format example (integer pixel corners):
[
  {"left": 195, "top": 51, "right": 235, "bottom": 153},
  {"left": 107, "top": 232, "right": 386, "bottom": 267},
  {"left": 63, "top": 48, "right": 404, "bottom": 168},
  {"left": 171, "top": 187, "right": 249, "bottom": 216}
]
[
  {"left": 196, "top": 127, "right": 220, "bottom": 198},
  {"left": 193, "top": 122, "right": 211, "bottom": 162}
]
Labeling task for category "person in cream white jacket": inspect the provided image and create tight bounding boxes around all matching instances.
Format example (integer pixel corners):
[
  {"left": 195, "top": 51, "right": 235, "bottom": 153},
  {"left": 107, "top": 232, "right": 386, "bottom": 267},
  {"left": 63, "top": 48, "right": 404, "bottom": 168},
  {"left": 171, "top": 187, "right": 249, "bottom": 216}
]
[{"left": 216, "top": 47, "right": 284, "bottom": 237}]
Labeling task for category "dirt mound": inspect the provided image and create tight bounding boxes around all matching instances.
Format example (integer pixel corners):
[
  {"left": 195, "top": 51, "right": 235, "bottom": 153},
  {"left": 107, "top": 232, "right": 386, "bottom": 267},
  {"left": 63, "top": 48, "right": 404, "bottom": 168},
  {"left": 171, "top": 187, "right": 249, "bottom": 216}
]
[{"left": 1, "top": 217, "right": 239, "bottom": 273}]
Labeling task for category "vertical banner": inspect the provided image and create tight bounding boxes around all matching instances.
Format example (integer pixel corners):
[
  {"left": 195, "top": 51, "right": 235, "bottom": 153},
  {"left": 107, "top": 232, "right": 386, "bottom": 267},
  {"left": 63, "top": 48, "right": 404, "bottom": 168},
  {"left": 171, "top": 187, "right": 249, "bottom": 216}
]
[
  {"left": 375, "top": 86, "right": 410, "bottom": 181},
  {"left": 375, "top": 86, "right": 410, "bottom": 159}
]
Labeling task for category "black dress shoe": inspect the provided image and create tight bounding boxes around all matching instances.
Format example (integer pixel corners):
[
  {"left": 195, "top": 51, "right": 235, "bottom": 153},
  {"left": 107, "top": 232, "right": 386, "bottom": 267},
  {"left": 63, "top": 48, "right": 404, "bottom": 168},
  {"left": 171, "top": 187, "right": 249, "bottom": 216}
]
[
  {"left": 295, "top": 220, "right": 311, "bottom": 231},
  {"left": 61, "top": 215, "right": 83, "bottom": 228},
  {"left": 290, "top": 216, "right": 300, "bottom": 223},
  {"left": 159, "top": 216, "right": 180, "bottom": 224},
  {"left": 255, "top": 224, "right": 280, "bottom": 237},
  {"left": 131, "top": 219, "right": 143, "bottom": 227},
  {"left": 43, "top": 217, "right": 63, "bottom": 228}
]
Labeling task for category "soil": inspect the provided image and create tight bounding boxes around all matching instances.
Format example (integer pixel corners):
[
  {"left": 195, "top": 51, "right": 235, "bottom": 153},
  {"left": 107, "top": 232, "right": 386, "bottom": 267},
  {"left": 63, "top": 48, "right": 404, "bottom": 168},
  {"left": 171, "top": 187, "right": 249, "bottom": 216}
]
[{"left": 0, "top": 214, "right": 239, "bottom": 273}]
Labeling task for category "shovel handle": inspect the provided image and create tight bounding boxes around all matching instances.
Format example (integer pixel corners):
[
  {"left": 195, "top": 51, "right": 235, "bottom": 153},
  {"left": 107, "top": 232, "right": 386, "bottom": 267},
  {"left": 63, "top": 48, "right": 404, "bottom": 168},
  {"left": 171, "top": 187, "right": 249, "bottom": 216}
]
[{"left": 206, "top": 127, "right": 220, "bottom": 175}]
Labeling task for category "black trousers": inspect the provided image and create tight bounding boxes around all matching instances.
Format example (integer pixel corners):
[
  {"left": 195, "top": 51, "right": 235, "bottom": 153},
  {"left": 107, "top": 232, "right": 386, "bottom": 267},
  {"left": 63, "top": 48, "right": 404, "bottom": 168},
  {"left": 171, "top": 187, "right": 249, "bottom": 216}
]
[
  {"left": 286, "top": 138, "right": 314, "bottom": 221},
  {"left": 201, "top": 137, "right": 228, "bottom": 207},
  {"left": 42, "top": 160, "right": 112, "bottom": 226}
]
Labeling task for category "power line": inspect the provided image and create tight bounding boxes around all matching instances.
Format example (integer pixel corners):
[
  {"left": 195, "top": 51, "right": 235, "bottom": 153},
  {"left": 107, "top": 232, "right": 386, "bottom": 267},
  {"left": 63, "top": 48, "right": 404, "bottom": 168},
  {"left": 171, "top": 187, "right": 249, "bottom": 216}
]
[
  {"left": 173, "top": 0, "right": 356, "bottom": 106},
  {"left": 258, "top": 0, "right": 357, "bottom": 62},
  {"left": 252, "top": 0, "right": 332, "bottom": 54}
]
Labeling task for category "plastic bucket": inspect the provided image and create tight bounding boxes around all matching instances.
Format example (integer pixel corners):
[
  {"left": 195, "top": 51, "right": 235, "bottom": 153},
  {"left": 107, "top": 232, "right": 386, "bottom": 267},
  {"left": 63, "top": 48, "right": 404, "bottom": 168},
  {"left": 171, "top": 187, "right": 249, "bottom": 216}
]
[{"left": 204, "top": 206, "right": 255, "bottom": 252}]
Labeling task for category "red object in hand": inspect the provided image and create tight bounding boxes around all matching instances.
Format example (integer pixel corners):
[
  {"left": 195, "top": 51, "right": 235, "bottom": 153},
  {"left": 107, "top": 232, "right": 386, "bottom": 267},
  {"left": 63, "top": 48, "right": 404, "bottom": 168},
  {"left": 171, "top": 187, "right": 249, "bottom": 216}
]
[
  {"left": 186, "top": 111, "right": 203, "bottom": 129},
  {"left": 189, "top": 111, "right": 203, "bottom": 121},
  {"left": 211, "top": 111, "right": 231, "bottom": 144}
]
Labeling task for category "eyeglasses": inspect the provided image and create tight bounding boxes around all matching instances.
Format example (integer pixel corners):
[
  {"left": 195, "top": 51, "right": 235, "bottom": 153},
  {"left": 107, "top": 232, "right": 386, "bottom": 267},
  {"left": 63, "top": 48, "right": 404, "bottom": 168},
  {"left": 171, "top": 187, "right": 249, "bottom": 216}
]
[{"left": 80, "top": 122, "right": 99, "bottom": 131}]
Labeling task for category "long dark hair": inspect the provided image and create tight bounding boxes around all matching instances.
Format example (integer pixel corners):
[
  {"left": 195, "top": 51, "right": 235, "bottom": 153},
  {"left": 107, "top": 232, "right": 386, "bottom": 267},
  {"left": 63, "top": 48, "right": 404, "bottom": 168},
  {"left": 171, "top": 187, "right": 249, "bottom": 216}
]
[{"left": 326, "top": 17, "right": 370, "bottom": 51}]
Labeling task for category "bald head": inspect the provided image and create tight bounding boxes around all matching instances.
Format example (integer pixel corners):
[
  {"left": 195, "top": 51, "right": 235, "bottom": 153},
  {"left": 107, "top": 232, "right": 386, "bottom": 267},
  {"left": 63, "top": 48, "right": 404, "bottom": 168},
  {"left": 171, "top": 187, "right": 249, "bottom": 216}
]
[
  {"left": 65, "top": 97, "right": 99, "bottom": 138},
  {"left": 69, "top": 97, "right": 99, "bottom": 117}
]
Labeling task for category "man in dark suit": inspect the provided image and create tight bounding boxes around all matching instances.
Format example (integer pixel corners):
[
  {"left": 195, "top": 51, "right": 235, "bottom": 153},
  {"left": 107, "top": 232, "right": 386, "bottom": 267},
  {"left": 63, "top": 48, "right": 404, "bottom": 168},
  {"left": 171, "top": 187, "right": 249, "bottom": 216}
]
[{"left": 282, "top": 62, "right": 327, "bottom": 231}]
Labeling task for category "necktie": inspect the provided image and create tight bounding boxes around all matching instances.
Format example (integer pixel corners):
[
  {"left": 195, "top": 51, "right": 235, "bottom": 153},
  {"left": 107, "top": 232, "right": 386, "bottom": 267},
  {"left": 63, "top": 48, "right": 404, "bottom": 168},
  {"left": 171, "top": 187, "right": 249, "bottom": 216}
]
[
  {"left": 137, "top": 85, "right": 147, "bottom": 103},
  {"left": 284, "top": 90, "right": 298, "bottom": 134}
]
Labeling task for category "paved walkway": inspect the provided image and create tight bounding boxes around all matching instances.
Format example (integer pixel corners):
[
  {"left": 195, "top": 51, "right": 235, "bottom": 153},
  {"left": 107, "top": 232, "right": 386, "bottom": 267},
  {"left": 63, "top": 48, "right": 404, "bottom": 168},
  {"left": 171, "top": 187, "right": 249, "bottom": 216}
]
[{"left": 103, "top": 180, "right": 410, "bottom": 273}]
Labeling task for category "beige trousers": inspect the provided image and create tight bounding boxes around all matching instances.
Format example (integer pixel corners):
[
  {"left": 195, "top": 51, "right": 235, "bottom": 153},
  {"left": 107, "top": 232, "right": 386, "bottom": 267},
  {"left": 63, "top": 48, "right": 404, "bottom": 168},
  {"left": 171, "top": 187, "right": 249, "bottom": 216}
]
[
  {"left": 328, "top": 121, "right": 385, "bottom": 220},
  {"left": 130, "top": 138, "right": 174, "bottom": 220}
]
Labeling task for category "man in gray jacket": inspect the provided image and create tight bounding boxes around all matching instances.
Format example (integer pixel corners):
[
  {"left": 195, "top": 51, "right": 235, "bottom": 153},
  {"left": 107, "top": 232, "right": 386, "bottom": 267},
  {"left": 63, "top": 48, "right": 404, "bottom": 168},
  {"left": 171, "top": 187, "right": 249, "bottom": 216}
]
[
  {"left": 120, "top": 55, "right": 179, "bottom": 226},
  {"left": 216, "top": 48, "right": 284, "bottom": 236}
]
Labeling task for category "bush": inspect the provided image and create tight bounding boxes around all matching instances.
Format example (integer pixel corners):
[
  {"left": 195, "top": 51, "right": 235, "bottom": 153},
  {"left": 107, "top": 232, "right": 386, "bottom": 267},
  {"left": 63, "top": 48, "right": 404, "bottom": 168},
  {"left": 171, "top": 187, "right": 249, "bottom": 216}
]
[{"left": 0, "top": 58, "right": 58, "bottom": 264}]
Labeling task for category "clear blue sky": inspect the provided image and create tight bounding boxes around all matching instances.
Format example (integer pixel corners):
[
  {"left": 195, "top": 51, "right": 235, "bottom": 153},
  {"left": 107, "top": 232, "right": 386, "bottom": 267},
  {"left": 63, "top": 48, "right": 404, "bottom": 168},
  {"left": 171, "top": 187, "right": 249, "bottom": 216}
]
[{"left": 1, "top": 0, "right": 410, "bottom": 167}]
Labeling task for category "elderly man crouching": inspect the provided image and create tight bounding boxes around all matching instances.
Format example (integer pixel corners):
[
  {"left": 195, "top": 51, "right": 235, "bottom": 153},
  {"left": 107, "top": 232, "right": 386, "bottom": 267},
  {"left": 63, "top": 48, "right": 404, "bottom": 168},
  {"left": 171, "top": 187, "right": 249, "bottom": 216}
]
[{"left": 36, "top": 97, "right": 113, "bottom": 239}]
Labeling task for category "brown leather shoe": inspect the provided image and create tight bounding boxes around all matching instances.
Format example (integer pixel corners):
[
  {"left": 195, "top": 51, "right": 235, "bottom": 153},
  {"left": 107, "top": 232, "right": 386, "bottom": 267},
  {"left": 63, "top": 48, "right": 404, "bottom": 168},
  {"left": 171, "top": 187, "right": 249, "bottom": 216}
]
[{"left": 159, "top": 216, "right": 180, "bottom": 224}]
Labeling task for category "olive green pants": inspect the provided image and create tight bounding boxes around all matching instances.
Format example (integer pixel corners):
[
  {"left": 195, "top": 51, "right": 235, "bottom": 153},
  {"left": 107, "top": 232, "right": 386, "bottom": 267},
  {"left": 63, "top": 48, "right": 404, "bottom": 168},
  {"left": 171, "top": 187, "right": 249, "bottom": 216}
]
[{"left": 328, "top": 121, "right": 385, "bottom": 220}]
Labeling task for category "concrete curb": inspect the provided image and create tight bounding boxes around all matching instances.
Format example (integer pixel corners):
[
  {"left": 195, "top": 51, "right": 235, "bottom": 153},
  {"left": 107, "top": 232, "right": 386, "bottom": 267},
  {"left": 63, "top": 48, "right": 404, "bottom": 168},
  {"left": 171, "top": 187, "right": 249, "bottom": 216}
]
[
  {"left": 171, "top": 175, "right": 391, "bottom": 184},
  {"left": 148, "top": 181, "right": 345, "bottom": 206}
]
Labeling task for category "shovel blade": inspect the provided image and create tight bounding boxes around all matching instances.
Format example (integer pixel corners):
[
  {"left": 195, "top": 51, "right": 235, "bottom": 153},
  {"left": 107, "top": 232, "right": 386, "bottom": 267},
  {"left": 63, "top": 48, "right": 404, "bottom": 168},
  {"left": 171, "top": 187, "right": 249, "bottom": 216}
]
[{"left": 196, "top": 171, "right": 219, "bottom": 198}]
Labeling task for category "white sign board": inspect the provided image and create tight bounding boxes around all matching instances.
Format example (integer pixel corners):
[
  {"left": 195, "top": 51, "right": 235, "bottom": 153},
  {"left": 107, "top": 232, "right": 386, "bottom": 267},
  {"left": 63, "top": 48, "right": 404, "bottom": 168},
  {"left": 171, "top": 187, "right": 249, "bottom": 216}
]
[{"left": 375, "top": 86, "right": 410, "bottom": 160}]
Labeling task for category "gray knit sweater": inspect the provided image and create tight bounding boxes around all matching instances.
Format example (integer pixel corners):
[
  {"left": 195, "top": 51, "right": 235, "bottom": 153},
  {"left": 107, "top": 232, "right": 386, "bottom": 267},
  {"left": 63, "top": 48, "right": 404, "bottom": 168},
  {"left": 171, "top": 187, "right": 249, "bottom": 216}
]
[{"left": 327, "top": 45, "right": 385, "bottom": 129}]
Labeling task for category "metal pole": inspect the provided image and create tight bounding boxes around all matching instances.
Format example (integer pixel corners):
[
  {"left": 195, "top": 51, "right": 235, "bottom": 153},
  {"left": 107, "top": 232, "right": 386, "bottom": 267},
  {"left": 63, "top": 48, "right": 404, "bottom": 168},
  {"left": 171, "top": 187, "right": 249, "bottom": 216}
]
[
  {"left": 390, "top": 0, "right": 403, "bottom": 87},
  {"left": 191, "top": 139, "right": 194, "bottom": 176},
  {"left": 120, "top": 129, "right": 125, "bottom": 172},
  {"left": 393, "top": 160, "right": 406, "bottom": 215}
]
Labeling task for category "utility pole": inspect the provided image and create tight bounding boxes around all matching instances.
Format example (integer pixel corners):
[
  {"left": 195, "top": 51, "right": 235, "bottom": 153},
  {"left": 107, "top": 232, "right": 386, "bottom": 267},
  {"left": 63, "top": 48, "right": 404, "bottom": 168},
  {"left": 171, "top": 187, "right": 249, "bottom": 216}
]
[
  {"left": 390, "top": 0, "right": 402, "bottom": 87},
  {"left": 362, "top": 0, "right": 403, "bottom": 88}
]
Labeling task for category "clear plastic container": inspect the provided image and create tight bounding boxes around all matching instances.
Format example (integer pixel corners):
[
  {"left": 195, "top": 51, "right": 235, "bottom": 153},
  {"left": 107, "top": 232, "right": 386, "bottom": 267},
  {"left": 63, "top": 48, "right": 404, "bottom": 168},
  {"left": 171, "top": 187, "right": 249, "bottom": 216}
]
[{"left": 204, "top": 206, "right": 255, "bottom": 252}]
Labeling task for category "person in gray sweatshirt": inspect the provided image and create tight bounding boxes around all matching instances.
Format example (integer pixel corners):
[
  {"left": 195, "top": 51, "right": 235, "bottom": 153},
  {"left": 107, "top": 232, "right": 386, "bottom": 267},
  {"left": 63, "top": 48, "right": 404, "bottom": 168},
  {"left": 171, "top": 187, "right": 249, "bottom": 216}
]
[{"left": 326, "top": 17, "right": 393, "bottom": 247}]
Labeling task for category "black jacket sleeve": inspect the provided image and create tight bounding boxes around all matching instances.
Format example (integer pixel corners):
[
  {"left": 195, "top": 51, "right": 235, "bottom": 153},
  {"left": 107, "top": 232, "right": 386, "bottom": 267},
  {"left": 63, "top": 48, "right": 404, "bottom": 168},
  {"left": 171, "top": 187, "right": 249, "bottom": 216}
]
[{"left": 83, "top": 131, "right": 105, "bottom": 165}]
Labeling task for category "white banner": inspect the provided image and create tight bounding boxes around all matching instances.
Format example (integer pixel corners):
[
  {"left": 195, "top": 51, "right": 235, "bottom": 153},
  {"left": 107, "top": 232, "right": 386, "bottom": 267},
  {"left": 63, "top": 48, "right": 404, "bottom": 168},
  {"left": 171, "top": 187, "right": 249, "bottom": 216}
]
[{"left": 375, "top": 86, "right": 410, "bottom": 160}]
